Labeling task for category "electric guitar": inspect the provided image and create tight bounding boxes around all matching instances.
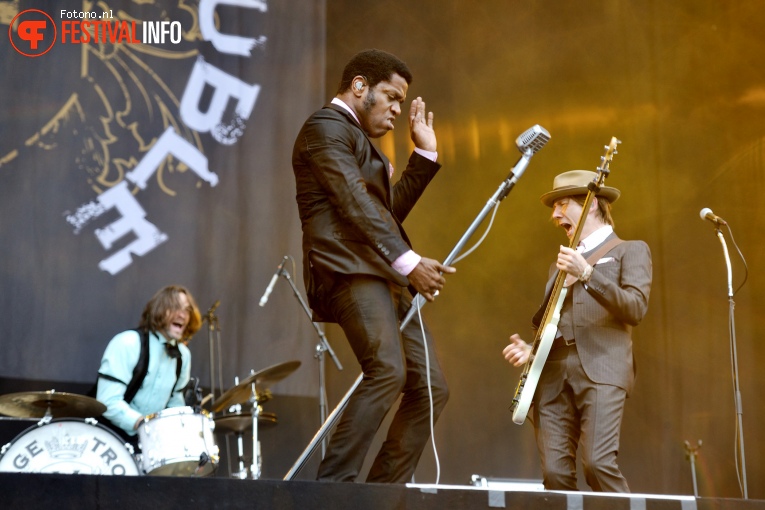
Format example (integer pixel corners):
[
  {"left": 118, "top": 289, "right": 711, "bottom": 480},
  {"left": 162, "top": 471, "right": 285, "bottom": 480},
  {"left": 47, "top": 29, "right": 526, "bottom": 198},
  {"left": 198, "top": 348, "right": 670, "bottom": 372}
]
[{"left": 510, "top": 137, "right": 620, "bottom": 425}]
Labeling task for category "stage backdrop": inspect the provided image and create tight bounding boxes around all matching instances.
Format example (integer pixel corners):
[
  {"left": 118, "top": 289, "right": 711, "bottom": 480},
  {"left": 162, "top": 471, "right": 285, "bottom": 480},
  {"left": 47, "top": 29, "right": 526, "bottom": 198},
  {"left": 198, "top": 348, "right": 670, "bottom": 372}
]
[
  {"left": 0, "top": 0, "right": 325, "bottom": 397},
  {"left": 2, "top": 0, "right": 765, "bottom": 500}
]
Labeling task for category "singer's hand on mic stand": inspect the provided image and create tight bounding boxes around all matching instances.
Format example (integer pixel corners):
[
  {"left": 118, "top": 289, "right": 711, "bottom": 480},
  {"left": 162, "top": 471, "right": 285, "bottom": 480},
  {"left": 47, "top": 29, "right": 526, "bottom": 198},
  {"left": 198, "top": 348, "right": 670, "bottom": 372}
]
[{"left": 407, "top": 257, "right": 456, "bottom": 302}]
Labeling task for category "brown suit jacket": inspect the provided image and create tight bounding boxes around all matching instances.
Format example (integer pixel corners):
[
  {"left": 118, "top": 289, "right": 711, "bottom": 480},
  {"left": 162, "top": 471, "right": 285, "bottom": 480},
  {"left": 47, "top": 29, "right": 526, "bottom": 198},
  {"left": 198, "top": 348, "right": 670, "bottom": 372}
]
[
  {"left": 292, "top": 104, "right": 441, "bottom": 321},
  {"left": 536, "top": 234, "right": 652, "bottom": 394}
]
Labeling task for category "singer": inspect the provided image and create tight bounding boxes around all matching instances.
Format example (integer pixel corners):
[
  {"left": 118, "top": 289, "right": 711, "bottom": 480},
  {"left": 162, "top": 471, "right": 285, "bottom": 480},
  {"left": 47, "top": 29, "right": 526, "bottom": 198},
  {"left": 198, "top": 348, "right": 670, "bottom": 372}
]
[
  {"left": 95, "top": 285, "right": 202, "bottom": 443},
  {"left": 292, "top": 49, "right": 455, "bottom": 483},
  {"left": 502, "top": 170, "right": 652, "bottom": 492}
]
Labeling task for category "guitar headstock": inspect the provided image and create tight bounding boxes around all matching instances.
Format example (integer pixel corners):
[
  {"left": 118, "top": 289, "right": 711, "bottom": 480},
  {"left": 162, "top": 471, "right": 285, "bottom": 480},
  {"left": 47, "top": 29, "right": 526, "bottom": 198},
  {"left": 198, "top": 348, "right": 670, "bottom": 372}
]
[
  {"left": 593, "top": 136, "right": 620, "bottom": 189},
  {"left": 597, "top": 137, "right": 620, "bottom": 176}
]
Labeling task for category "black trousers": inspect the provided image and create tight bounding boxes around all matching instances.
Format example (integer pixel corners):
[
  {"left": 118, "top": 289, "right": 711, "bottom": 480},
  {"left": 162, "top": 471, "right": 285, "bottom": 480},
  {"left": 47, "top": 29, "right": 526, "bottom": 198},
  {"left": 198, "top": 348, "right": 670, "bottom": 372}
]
[{"left": 316, "top": 274, "right": 449, "bottom": 483}]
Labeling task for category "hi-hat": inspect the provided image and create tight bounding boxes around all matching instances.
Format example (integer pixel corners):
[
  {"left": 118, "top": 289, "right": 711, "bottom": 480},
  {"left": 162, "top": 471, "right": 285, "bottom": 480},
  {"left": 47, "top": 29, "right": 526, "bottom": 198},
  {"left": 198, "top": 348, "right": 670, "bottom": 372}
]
[
  {"left": 214, "top": 411, "right": 278, "bottom": 433},
  {"left": 212, "top": 360, "right": 301, "bottom": 413},
  {"left": 0, "top": 390, "right": 107, "bottom": 418}
]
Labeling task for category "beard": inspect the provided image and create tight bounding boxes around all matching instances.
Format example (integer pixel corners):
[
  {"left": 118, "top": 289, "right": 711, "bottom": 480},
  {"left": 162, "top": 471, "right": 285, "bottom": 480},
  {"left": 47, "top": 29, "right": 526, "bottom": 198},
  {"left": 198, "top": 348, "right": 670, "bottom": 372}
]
[{"left": 363, "top": 90, "right": 377, "bottom": 112}]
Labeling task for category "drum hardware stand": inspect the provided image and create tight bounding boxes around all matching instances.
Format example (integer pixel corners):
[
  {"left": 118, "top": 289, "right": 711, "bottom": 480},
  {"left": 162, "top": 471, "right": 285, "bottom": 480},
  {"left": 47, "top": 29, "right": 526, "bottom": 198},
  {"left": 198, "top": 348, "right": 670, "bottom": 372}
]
[
  {"left": 225, "top": 398, "right": 265, "bottom": 480},
  {"left": 684, "top": 439, "right": 702, "bottom": 497},
  {"left": 231, "top": 419, "right": 249, "bottom": 480},
  {"left": 280, "top": 264, "right": 343, "bottom": 457},
  {"left": 224, "top": 377, "right": 249, "bottom": 480},
  {"left": 246, "top": 370, "right": 264, "bottom": 480},
  {"left": 284, "top": 125, "right": 549, "bottom": 480},
  {"left": 221, "top": 371, "right": 267, "bottom": 480},
  {"left": 203, "top": 300, "right": 223, "bottom": 411}
]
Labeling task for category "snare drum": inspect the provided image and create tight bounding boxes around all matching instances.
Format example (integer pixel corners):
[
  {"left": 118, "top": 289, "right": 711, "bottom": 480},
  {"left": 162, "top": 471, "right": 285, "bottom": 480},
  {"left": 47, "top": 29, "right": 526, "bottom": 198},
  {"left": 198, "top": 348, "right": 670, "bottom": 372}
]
[
  {"left": 0, "top": 418, "right": 140, "bottom": 475},
  {"left": 138, "top": 406, "right": 218, "bottom": 476}
]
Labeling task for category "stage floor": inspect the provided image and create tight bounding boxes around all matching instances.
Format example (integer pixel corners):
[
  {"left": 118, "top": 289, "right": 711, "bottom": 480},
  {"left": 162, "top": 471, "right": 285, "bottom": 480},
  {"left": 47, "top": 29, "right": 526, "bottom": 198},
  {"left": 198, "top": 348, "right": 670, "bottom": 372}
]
[{"left": 0, "top": 473, "right": 760, "bottom": 510}]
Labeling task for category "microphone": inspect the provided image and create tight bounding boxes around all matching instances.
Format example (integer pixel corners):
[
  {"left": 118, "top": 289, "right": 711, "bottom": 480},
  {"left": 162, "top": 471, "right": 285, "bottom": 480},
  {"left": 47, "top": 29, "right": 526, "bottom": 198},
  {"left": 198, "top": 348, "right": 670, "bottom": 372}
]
[
  {"left": 516, "top": 124, "right": 551, "bottom": 155},
  {"left": 259, "top": 256, "right": 288, "bottom": 307},
  {"left": 499, "top": 124, "right": 550, "bottom": 200},
  {"left": 700, "top": 207, "right": 727, "bottom": 226}
]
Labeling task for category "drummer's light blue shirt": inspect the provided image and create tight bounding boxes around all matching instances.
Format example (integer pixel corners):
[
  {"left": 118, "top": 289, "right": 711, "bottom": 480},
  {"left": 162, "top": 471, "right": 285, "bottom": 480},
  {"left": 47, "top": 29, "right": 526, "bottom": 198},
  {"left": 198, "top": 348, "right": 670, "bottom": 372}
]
[{"left": 96, "top": 330, "right": 191, "bottom": 435}]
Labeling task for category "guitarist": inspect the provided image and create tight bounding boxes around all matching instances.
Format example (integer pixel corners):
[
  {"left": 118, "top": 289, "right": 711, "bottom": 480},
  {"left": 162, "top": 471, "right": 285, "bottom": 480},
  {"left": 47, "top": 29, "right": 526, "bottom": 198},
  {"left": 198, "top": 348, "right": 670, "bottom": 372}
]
[{"left": 502, "top": 170, "right": 652, "bottom": 492}]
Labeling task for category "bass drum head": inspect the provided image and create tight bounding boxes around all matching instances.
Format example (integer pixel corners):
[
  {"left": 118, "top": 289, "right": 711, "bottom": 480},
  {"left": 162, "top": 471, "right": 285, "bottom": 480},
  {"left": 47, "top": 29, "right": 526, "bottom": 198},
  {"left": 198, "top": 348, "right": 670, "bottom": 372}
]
[{"left": 0, "top": 418, "right": 140, "bottom": 475}]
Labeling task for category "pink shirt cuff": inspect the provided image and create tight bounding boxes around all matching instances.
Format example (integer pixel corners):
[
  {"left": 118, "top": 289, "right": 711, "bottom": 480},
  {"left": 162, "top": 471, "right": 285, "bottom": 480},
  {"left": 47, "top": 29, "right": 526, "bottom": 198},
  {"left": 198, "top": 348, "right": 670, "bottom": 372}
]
[
  {"left": 414, "top": 147, "right": 437, "bottom": 162},
  {"left": 392, "top": 250, "right": 421, "bottom": 276}
]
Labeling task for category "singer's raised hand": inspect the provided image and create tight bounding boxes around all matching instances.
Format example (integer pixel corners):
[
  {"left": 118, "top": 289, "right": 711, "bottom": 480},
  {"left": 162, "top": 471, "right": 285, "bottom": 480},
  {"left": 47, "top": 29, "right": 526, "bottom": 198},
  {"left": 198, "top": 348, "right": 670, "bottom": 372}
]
[
  {"left": 407, "top": 257, "right": 455, "bottom": 302},
  {"left": 409, "top": 97, "right": 436, "bottom": 152}
]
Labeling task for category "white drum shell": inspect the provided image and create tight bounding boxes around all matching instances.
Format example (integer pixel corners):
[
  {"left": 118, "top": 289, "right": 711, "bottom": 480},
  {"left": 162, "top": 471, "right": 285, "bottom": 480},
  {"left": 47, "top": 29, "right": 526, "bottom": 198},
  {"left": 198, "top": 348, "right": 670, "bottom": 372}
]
[
  {"left": 137, "top": 406, "right": 218, "bottom": 476},
  {"left": 0, "top": 418, "right": 140, "bottom": 475}
]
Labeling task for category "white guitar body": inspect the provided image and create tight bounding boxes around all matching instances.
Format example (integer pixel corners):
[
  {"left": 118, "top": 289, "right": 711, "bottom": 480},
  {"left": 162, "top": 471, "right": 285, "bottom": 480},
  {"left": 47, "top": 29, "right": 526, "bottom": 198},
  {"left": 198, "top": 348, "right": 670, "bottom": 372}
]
[{"left": 511, "top": 287, "right": 568, "bottom": 425}]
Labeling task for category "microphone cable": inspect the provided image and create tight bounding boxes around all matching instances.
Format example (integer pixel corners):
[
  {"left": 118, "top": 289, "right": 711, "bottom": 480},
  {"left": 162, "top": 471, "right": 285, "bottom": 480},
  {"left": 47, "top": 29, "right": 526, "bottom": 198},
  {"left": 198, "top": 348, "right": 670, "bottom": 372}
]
[
  {"left": 411, "top": 197, "right": 503, "bottom": 485},
  {"left": 415, "top": 295, "right": 440, "bottom": 485},
  {"left": 451, "top": 200, "right": 501, "bottom": 265}
]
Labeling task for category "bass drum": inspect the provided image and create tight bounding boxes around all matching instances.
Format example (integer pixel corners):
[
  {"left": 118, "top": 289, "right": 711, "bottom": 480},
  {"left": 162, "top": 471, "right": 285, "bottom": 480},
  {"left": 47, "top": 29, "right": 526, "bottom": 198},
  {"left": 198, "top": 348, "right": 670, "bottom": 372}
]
[{"left": 0, "top": 418, "right": 140, "bottom": 475}]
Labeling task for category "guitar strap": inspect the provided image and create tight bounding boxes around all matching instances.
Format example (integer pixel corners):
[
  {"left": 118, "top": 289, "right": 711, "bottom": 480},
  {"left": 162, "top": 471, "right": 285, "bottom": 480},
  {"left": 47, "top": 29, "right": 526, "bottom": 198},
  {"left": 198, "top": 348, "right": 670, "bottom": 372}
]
[
  {"left": 532, "top": 235, "right": 623, "bottom": 328},
  {"left": 563, "top": 236, "right": 624, "bottom": 287}
]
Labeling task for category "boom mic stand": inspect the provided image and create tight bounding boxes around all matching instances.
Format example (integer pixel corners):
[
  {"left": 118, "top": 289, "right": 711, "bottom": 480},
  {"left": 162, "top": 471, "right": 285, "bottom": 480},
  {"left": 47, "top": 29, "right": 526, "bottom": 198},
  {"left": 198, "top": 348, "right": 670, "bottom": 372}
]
[
  {"left": 280, "top": 264, "right": 343, "bottom": 457},
  {"left": 284, "top": 125, "right": 550, "bottom": 480}
]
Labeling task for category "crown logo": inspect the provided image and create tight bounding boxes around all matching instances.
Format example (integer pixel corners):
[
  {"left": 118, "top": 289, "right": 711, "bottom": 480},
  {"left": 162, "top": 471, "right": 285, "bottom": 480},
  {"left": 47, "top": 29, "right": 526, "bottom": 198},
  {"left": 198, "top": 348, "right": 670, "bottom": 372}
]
[{"left": 44, "top": 436, "right": 88, "bottom": 459}]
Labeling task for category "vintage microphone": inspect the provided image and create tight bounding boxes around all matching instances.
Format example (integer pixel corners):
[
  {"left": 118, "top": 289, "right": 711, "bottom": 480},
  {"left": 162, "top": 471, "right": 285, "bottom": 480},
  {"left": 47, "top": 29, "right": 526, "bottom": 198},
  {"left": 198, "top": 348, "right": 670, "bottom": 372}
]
[
  {"left": 284, "top": 125, "right": 551, "bottom": 481},
  {"left": 399, "top": 124, "right": 551, "bottom": 328}
]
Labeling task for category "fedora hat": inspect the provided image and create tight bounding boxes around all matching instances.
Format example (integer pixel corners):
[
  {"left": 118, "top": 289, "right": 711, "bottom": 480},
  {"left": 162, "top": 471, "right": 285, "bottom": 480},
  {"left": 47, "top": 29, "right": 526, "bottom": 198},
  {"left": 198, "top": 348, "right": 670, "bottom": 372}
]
[{"left": 540, "top": 170, "right": 620, "bottom": 207}]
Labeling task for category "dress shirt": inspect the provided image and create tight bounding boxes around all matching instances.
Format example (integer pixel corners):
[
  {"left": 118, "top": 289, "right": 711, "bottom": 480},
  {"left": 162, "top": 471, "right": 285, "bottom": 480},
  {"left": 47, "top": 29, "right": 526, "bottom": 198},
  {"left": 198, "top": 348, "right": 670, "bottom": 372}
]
[
  {"left": 97, "top": 330, "right": 191, "bottom": 435},
  {"left": 578, "top": 225, "right": 614, "bottom": 253}
]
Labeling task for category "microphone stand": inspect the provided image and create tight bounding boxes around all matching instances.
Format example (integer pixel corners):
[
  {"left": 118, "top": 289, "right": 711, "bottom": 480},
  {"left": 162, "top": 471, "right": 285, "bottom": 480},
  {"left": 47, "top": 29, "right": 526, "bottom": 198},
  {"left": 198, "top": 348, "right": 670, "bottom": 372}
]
[
  {"left": 683, "top": 440, "right": 702, "bottom": 497},
  {"left": 280, "top": 267, "right": 343, "bottom": 458},
  {"left": 714, "top": 227, "right": 748, "bottom": 499},
  {"left": 284, "top": 150, "right": 537, "bottom": 480}
]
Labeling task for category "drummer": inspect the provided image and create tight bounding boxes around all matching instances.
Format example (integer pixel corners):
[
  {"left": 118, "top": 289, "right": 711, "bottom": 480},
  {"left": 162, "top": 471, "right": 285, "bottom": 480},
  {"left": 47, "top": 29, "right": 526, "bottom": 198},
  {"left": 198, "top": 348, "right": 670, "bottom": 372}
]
[{"left": 96, "top": 285, "right": 202, "bottom": 443}]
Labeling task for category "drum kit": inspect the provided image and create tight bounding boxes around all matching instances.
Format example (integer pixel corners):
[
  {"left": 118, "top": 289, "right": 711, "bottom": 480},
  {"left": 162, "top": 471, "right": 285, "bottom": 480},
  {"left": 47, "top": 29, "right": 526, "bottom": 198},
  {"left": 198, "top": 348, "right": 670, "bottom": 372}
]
[{"left": 0, "top": 360, "right": 300, "bottom": 479}]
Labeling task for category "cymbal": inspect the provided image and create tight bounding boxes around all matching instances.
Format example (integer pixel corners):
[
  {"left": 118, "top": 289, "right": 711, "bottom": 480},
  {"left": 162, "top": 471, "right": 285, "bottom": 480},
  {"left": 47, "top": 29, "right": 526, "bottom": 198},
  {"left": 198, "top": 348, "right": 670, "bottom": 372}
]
[
  {"left": 0, "top": 390, "right": 107, "bottom": 419},
  {"left": 214, "top": 411, "right": 278, "bottom": 433},
  {"left": 212, "top": 360, "right": 301, "bottom": 413}
]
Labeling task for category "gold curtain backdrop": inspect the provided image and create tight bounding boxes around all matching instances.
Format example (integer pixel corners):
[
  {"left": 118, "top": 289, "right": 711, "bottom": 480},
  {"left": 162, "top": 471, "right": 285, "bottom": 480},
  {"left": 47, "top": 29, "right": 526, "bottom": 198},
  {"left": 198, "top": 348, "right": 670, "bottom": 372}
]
[
  {"left": 1, "top": 0, "right": 763, "bottom": 497},
  {"left": 322, "top": 0, "right": 765, "bottom": 497}
]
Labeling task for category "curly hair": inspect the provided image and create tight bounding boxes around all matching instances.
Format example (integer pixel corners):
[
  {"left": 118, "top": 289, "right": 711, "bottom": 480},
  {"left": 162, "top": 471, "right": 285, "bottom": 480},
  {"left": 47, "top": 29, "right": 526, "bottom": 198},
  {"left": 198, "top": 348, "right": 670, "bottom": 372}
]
[
  {"left": 336, "top": 49, "right": 413, "bottom": 95},
  {"left": 138, "top": 285, "right": 202, "bottom": 342}
]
